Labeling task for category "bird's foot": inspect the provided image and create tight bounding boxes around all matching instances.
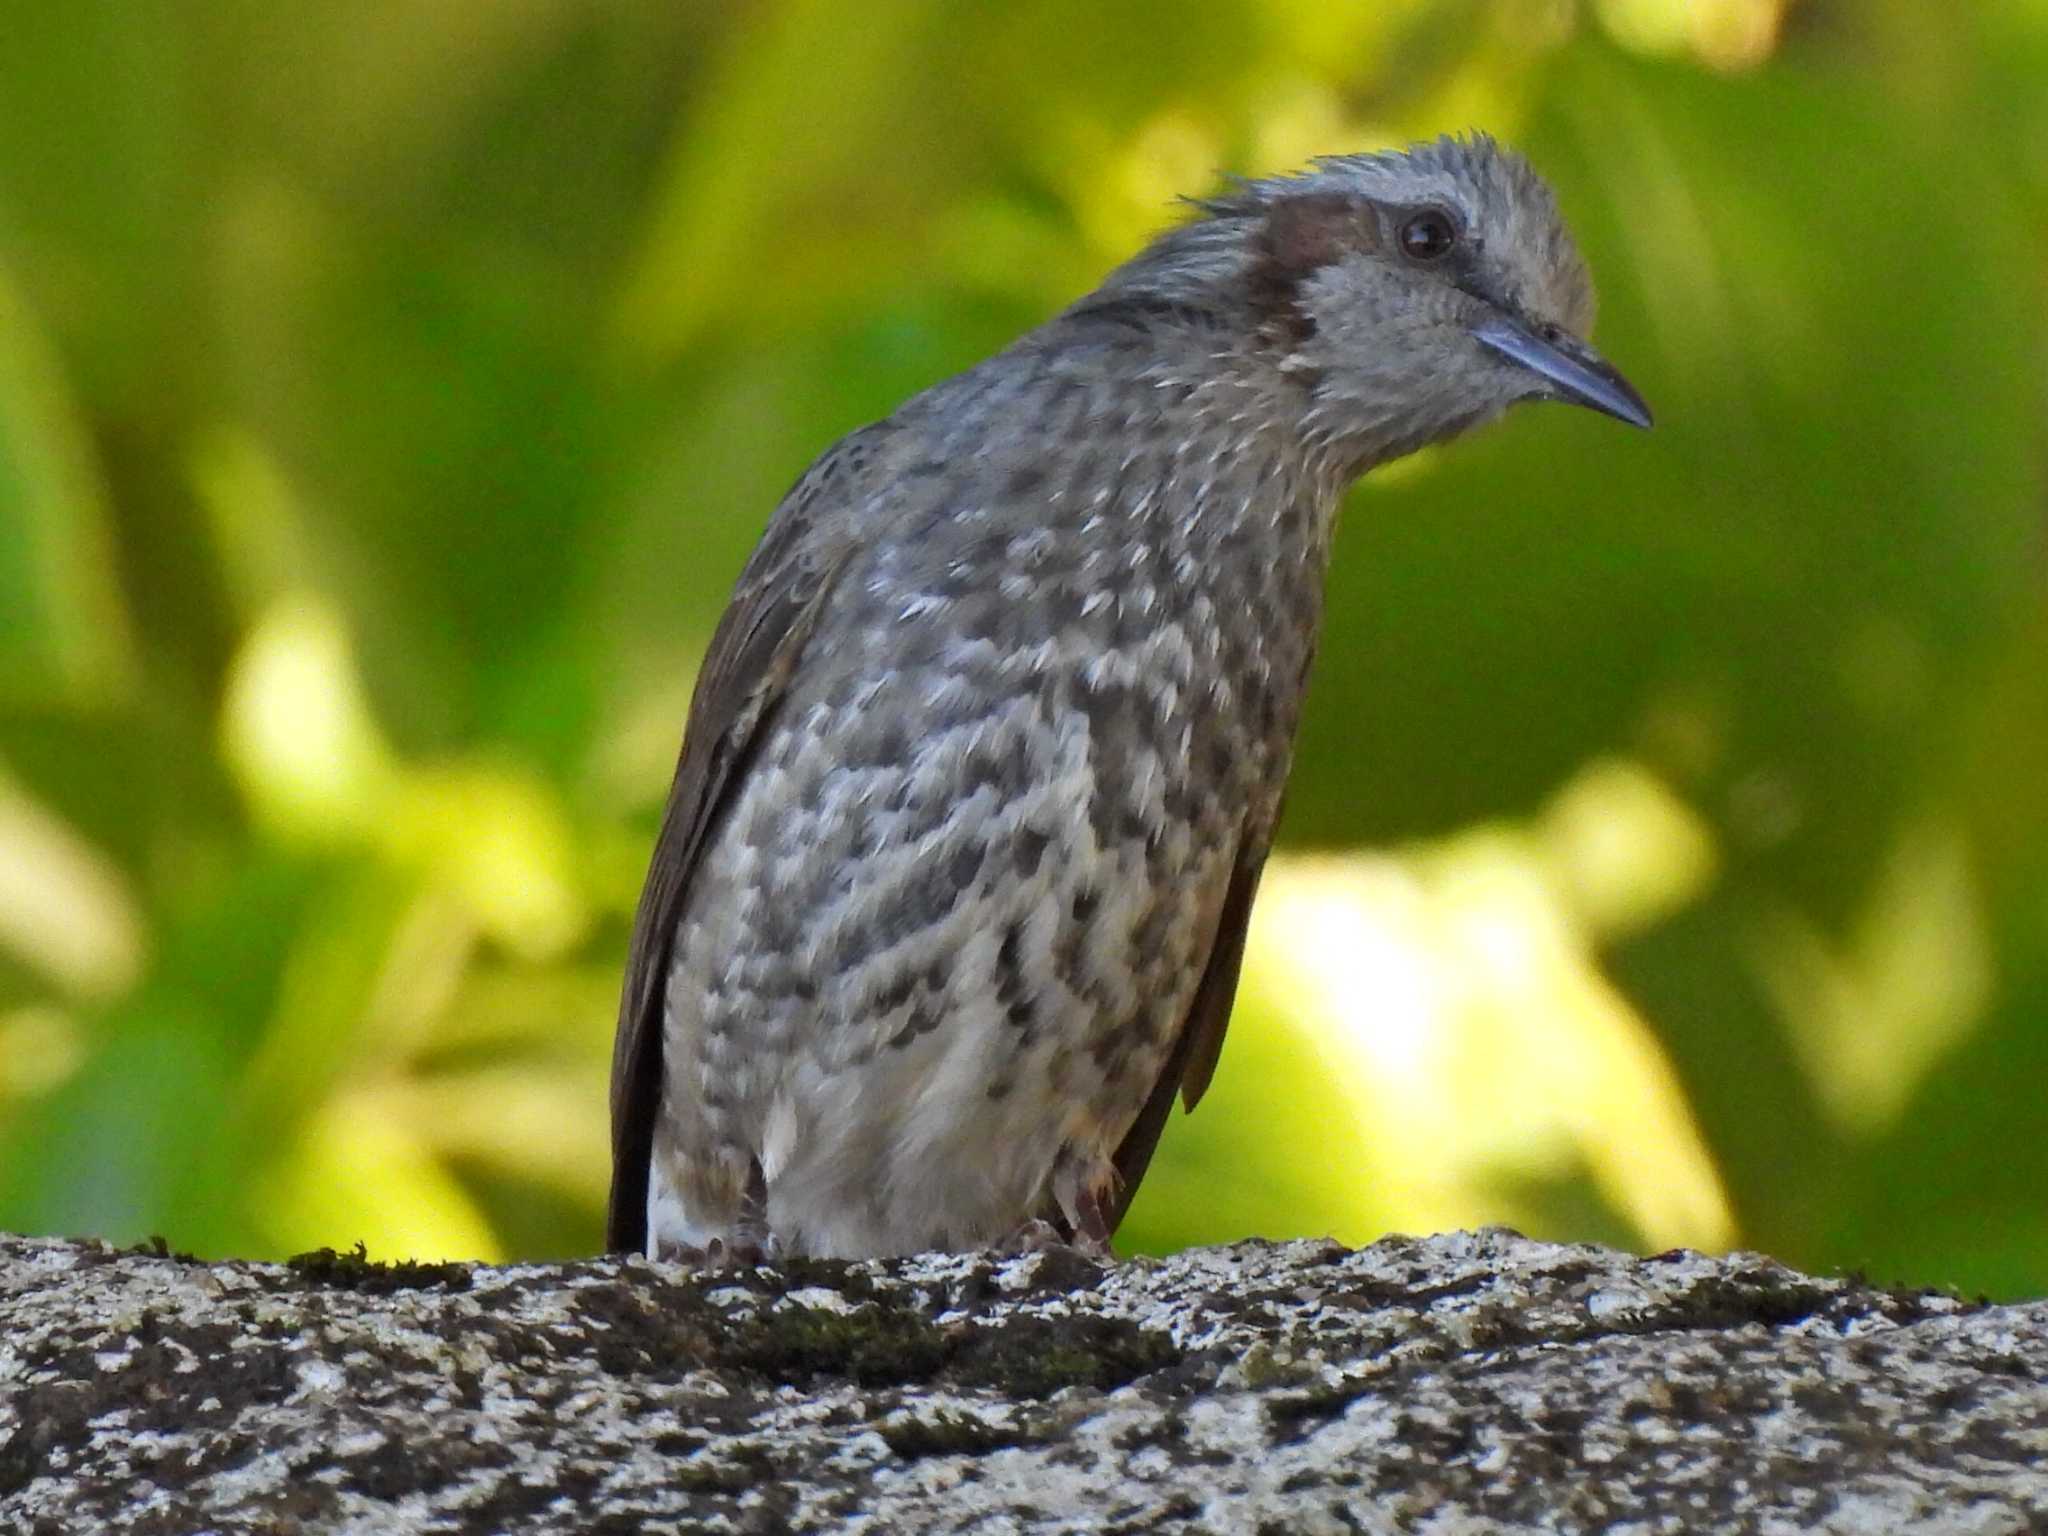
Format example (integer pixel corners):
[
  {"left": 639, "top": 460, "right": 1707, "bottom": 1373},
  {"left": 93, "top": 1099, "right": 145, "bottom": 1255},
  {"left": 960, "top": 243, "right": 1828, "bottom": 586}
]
[
  {"left": 652, "top": 1231, "right": 781, "bottom": 1269},
  {"left": 1041, "top": 1152, "right": 1117, "bottom": 1259},
  {"left": 995, "top": 1218, "right": 1069, "bottom": 1256},
  {"left": 994, "top": 1213, "right": 1113, "bottom": 1263}
]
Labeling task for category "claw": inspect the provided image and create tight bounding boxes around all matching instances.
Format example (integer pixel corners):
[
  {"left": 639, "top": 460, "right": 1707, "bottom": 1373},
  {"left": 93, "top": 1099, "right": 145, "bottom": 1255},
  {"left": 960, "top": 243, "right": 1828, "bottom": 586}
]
[{"left": 1070, "top": 1185, "right": 1114, "bottom": 1259}]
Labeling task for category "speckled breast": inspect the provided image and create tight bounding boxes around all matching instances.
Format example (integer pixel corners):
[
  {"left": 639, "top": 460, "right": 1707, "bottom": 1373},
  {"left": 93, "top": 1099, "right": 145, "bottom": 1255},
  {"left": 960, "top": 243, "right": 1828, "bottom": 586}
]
[{"left": 661, "top": 413, "right": 1337, "bottom": 1251}]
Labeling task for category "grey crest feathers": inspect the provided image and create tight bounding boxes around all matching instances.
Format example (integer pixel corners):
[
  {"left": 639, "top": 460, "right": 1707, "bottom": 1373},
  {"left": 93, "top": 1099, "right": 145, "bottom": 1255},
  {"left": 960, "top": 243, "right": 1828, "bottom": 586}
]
[
  {"left": 1089, "top": 133, "right": 1592, "bottom": 335},
  {"left": 609, "top": 133, "right": 1649, "bottom": 1261}
]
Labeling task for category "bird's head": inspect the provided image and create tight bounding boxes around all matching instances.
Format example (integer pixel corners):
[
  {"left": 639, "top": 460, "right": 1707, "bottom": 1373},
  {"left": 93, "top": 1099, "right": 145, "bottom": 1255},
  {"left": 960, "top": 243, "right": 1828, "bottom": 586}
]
[
  {"left": 1099, "top": 133, "right": 1651, "bottom": 469},
  {"left": 1247, "top": 134, "right": 1652, "bottom": 461}
]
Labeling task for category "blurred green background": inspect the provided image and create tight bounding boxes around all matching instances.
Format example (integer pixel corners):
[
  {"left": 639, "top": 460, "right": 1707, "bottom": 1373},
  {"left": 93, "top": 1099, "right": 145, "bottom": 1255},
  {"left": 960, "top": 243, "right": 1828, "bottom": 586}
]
[{"left": 1, "top": 0, "right": 2044, "bottom": 1297}]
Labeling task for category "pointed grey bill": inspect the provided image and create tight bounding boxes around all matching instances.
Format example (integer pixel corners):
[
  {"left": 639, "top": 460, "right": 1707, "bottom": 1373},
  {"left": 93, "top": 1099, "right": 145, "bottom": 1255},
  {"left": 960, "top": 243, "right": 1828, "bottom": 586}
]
[{"left": 1474, "top": 318, "right": 1653, "bottom": 429}]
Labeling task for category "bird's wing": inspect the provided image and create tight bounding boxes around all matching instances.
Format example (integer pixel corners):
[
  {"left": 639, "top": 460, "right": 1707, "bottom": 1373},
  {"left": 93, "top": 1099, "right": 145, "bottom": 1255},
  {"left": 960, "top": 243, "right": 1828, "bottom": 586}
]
[
  {"left": 1104, "top": 841, "right": 1267, "bottom": 1236},
  {"left": 605, "top": 434, "right": 876, "bottom": 1253}
]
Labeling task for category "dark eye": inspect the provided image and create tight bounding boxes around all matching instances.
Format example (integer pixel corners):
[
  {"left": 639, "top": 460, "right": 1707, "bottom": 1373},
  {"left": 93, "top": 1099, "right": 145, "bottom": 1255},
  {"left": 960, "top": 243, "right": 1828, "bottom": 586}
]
[{"left": 1399, "top": 209, "right": 1457, "bottom": 261}]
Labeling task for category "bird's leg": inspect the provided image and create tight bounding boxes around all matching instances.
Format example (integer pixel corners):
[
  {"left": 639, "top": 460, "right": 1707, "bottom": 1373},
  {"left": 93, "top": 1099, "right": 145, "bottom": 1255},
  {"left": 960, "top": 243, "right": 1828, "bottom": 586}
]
[
  {"left": 1030, "top": 1145, "right": 1119, "bottom": 1260},
  {"left": 725, "top": 1155, "right": 778, "bottom": 1267},
  {"left": 1068, "top": 1183, "right": 1115, "bottom": 1259},
  {"left": 650, "top": 1153, "right": 777, "bottom": 1267}
]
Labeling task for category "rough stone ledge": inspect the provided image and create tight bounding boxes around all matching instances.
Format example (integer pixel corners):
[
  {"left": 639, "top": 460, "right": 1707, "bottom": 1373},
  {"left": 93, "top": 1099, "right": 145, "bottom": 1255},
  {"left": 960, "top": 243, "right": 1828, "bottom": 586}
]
[{"left": 2, "top": 1227, "right": 2043, "bottom": 1534}]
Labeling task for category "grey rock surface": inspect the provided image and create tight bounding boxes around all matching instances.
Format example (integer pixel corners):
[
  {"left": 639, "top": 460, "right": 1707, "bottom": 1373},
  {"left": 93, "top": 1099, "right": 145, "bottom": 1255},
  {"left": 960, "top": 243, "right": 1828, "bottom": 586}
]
[{"left": 1, "top": 1227, "right": 2043, "bottom": 1534}]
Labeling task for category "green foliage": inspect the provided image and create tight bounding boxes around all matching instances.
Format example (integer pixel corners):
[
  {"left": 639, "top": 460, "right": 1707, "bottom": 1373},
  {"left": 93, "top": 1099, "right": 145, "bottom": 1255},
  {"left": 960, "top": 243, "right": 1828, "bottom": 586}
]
[{"left": 0, "top": 0, "right": 2042, "bottom": 1295}]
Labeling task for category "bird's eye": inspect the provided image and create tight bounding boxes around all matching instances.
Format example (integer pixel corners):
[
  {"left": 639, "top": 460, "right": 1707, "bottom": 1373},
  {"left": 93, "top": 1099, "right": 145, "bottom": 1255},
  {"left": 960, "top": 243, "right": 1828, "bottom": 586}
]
[{"left": 1399, "top": 210, "right": 1457, "bottom": 261}]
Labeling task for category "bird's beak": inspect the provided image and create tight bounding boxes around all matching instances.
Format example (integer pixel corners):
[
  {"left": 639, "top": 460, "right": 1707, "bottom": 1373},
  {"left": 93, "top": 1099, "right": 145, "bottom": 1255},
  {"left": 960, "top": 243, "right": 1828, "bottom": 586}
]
[{"left": 1474, "top": 318, "right": 1653, "bottom": 429}]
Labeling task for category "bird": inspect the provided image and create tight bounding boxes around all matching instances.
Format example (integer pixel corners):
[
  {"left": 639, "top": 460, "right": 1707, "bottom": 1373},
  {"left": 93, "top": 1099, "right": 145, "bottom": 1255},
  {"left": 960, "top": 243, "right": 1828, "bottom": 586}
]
[{"left": 608, "top": 132, "right": 1651, "bottom": 1263}]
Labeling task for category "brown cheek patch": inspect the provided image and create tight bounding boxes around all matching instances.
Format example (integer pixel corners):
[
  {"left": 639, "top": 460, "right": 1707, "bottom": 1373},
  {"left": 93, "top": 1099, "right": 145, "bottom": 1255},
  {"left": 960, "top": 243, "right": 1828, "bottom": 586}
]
[{"left": 1250, "top": 192, "right": 1373, "bottom": 342}]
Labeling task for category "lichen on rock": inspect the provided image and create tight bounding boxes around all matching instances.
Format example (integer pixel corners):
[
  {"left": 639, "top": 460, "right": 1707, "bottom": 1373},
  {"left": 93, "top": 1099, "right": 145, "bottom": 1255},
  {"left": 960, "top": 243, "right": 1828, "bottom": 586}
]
[{"left": 1, "top": 1229, "right": 2043, "bottom": 1533}]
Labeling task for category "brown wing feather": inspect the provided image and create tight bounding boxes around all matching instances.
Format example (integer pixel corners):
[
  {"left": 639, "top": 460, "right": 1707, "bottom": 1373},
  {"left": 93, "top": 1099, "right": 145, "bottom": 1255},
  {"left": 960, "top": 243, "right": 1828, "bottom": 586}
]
[
  {"left": 1103, "top": 847, "right": 1266, "bottom": 1237},
  {"left": 605, "top": 445, "right": 871, "bottom": 1254}
]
